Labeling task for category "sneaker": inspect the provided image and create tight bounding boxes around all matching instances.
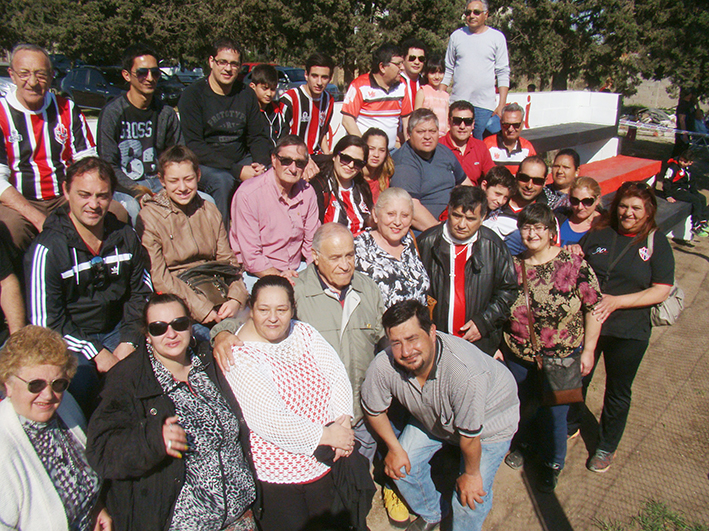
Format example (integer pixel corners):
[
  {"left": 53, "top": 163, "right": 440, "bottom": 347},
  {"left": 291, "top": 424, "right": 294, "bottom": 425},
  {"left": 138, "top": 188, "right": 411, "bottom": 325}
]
[
  {"left": 697, "top": 226, "right": 709, "bottom": 237},
  {"left": 383, "top": 486, "right": 410, "bottom": 527},
  {"left": 537, "top": 464, "right": 561, "bottom": 493},
  {"left": 504, "top": 448, "right": 525, "bottom": 470},
  {"left": 567, "top": 428, "right": 580, "bottom": 440},
  {"left": 587, "top": 450, "right": 615, "bottom": 473}
]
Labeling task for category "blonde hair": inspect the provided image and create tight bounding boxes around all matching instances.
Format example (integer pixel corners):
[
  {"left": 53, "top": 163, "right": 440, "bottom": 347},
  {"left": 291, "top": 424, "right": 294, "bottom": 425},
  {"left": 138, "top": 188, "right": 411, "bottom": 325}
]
[
  {"left": 570, "top": 176, "right": 601, "bottom": 199},
  {"left": 0, "top": 326, "right": 77, "bottom": 387}
]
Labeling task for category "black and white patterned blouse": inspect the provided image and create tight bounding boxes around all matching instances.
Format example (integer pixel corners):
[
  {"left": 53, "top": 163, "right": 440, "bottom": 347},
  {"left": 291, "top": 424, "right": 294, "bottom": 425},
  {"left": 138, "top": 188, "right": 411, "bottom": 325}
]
[
  {"left": 21, "top": 415, "right": 101, "bottom": 531},
  {"left": 354, "top": 229, "right": 430, "bottom": 308},
  {"left": 149, "top": 349, "right": 256, "bottom": 531}
]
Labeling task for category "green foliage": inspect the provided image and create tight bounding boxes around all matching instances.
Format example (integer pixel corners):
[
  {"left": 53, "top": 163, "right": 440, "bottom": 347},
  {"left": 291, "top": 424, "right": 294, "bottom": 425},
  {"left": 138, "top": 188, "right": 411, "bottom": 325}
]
[{"left": 594, "top": 500, "right": 709, "bottom": 531}]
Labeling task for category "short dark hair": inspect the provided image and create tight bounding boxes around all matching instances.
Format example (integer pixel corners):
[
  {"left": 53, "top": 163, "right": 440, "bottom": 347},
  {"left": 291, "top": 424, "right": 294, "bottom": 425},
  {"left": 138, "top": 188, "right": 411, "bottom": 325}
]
[
  {"left": 122, "top": 43, "right": 158, "bottom": 73},
  {"left": 400, "top": 38, "right": 427, "bottom": 57},
  {"left": 678, "top": 148, "right": 695, "bottom": 162},
  {"left": 517, "top": 203, "right": 557, "bottom": 236},
  {"left": 250, "top": 63, "right": 278, "bottom": 89},
  {"left": 250, "top": 275, "right": 297, "bottom": 318},
  {"left": 382, "top": 300, "right": 433, "bottom": 334},
  {"left": 362, "top": 127, "right": 390, "bottom": 147},
  {"left": 371, "top": 42, "right": 402, "bottom": 74},
  {"left": 305, "top": 52, "right": 334, "bottom": 75},
  {"left": 448, "top": 185, "right": 488, "bottom": 218},
  {"left": 211, "top": 38, "right": 242, "bottom": 60},
  {"left": 554, "top": 148, "right": 580, "bottom": 170},
  {"left": 449, "top": 100, "right": 475, "bottom": 119},
  {"left": 274, "top": 134, "right": 308, "bottom": 156},
  {"left": 481, "top": 166, "right": 517, "bottom": 195},
  {"left": 158, "top": 145, "right": 200, "bottom": 176},
  {"left": 519, "top": 155, "right": 549, "bottom": 178},
  {"left": 142, "top": 293, "right": 191, "bottom": 335},
  {"left": 65, "top": 157, "right": 117, "bottom": 193},
  {"left": 333, "top": 134, "right": 369, "bottom": 161},
  {"left": 424, "top": 53, "right": 445, "bottom": 76}
]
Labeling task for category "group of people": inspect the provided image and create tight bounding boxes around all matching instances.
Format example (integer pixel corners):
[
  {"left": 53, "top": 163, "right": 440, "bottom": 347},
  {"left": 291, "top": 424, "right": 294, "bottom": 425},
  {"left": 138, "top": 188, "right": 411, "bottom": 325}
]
[{"left": 0, "top": 1, "right": 680, "bottom": 529}]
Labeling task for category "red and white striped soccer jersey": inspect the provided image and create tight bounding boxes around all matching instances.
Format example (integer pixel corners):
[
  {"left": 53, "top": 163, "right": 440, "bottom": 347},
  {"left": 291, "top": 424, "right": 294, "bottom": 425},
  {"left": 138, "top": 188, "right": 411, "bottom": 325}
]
[
  {"left": 322, "top": 186, "right": 371, "bottom": 236},
  {"left": 341, "top": 73, "right": 413, "bottom": 150},
  {"left": 0, "top": 91, "right": 95, "bottom": 201},
  {"left": 281, "top": 86, "right": 334, "bottom": 154}
]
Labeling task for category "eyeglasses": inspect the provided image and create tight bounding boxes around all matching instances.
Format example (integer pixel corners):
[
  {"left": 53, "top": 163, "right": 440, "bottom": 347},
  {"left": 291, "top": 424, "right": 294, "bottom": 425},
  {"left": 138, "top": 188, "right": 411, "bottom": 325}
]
[
  {"left": 338, "top": 153, "right": 367, "bottom": 171},
  {"left": 517, "top": 173, "right": 546, "bottom": 186},
  {"left": 389, "top": 60, "right": 404, "bottom": 68},
  {"left": 451, "top": 116, "right": 474, "bottom": 127},
  {"left": 14, "top": 374, "right": 70, "bottom": 394},
  {"left": 90, "top": 256, "right": 108, "bottom": 289},
  {"left": 213, "top": 59, "right": 240, "bottom": 70},
  {"left": 408, "top": 55, "right": 426, "bottom": 63},
  {"left": 148, "top": 316, "right": 191, "bottom": 337},
  {"left": 570, "top": 196, "right": 596, "bottom": 207},
  {"left": 132, "top": 67, "right": 161, "bottom": 81},
  {"left": 520, "top": 224, "right": 549, "bottom": 235},
  {"left": 501, "top": 122, "right": 523, "bottom": 130},
  {"left": 275, "top": 155, "right": 309, "bottom": 170},
  {"left": 464, "top": 8, "right": 487, "bottom": 16},
  {"left": 12, "top": 69, "right": 51, "bottom": 82}
]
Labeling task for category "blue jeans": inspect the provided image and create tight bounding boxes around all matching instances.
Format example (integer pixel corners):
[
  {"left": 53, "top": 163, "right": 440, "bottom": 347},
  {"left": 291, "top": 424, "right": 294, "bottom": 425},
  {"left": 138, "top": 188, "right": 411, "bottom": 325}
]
[
  {"left": 199, "top": 160, "right": 252, "bottom": 230},
  {"left": 473, "top": 107, "right": 501, "bottom": 140},
  {"left": 393, "top": 421, "right": 510, "bottom": 530},
  {"left": 505, "top": 354, "right": 569, "bottom": 468}
]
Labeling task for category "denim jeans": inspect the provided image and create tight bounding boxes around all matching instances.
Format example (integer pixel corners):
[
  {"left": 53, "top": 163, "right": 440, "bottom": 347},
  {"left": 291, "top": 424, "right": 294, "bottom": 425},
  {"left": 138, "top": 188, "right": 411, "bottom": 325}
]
[
  {"left": 505, "top": 353, "right": 570, "bottom": 468},
  {"left": 393, "top": 421, "right": 510, "bottom": 530},
  {"left": 472, "top": 107, "right": 501, "bottom": 140}
]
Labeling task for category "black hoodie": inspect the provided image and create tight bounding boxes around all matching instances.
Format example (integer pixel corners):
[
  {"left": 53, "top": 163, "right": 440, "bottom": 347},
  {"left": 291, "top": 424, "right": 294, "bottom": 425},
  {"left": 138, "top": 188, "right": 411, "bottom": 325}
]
[{"left": 25, "top": 205, "right": 153, "bottom": 361}]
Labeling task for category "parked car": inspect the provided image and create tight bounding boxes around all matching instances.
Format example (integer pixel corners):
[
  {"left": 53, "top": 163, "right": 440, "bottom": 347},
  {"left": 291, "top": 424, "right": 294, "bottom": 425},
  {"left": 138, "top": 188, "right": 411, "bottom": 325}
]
[
  {"left": 158, "top": 60, "right": 203, "bottom": 86},
  {"left": 0, "top": 65, "right": 13, "bottom": 97},
  {"left": 243, "top": 66, "right": 343, "bottom": 101},
  {"left": 61, "top": 66, "right": 185, "bottom": 109}
]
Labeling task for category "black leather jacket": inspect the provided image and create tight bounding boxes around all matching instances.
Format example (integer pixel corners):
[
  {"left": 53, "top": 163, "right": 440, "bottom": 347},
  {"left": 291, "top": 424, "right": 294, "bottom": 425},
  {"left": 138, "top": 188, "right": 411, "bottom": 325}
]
[{"left": 417, "top": 224, "right": 519, "bottom": 355}]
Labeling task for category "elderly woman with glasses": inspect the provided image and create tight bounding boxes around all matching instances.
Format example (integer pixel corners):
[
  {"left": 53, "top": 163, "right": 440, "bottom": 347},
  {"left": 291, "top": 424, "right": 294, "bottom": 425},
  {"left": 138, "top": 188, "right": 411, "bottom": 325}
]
[
  {"left": 311, "top": 135, "right": 374, "bottom": 236},
  {"left": 87, "top": 293, "right": 258, "bottom": 531},
  {"left": 0, "top": 325, "right": 111, "bottom": 531}
]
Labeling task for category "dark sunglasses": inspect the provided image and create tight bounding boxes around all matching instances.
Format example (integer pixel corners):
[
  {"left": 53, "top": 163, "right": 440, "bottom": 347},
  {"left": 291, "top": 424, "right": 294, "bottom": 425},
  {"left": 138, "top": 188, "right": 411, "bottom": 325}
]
[
  {"left": 338, "top": 153, "right": 367, "bottom": 171},
  {"left": 570, "top": 196, "right": 596, "bottom": 207},
  {"left": 275, "top": 155, "right": 309, "bottom": 170},
  {"left": 91, "top": 256, "right": 108, "bottom": 289},
  {"left": 451, "top": 116, "right": 474, "bottom": 127},
  {"left": 148, "top": 316, "right": 191, "bottom": 337},
  {"left": 133, "top": 67, "right": 161, "bottom": 80},
  {"left": 14, "top": 374, "right": 70, "bottom": 394},
  {"left": 464, "top": 8, "right": 486, "bottom": 16},
  {"left": 517, "top": 173, "right": 546, "bottom": 186},
  {"left": 408, "top": 55, "right": 426, "bottom": 63},
  {"left": 501, "top": 122, "right": 523, "bottom": 130}
]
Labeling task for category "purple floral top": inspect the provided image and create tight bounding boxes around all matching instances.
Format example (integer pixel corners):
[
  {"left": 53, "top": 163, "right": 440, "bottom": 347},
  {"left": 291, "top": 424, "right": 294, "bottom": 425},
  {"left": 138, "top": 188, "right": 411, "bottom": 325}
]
[{"left": 504, "top": 249, "right": 601, "bottom": 362}]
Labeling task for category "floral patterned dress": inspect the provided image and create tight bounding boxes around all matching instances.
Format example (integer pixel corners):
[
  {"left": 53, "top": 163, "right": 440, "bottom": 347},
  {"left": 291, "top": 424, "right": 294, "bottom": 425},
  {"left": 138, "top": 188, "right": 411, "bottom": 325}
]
[{"left": 504, "top": 249, "right": 601, "bottom": 363}]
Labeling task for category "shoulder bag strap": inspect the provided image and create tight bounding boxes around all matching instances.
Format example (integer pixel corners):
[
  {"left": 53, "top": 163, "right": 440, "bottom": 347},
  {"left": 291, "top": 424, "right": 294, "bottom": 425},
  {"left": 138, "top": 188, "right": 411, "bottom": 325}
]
[{"left": 521, "top": 262, "right": 542, "bottom": 370}]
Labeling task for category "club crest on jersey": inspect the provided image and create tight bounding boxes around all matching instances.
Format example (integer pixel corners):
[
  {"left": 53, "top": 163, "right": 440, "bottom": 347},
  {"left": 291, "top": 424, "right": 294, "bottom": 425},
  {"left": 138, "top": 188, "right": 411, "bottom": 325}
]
[
  {"left": 301, "top": 111, "right": 310, "bottom": 123},
  {"left": 319, "top": 111, "right": 327, "bottom": 127},
  {"left": 638, "top": 246, "right": 651, "bottom": 261},
  {"left": 54, "top": 123, "right": 69, "bottom": 145},
  {"left": 8, "top": 131, "right": 23, "bottom": 144}
]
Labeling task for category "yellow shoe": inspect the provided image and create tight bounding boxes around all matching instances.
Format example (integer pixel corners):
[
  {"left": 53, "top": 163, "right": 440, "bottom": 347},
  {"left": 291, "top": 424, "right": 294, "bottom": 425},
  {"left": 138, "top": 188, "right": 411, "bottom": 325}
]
[{"left": 383, "top": 486, "right": 410, "bottom": 527}]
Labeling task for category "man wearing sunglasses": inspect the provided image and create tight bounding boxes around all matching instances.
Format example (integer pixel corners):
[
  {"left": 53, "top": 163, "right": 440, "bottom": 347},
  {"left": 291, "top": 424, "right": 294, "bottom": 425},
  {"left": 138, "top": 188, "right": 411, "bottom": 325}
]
[
  {"left": 97, "top": 44, "right": 183, "bottom": 211},
  {"left": 400, "top": 38, "right": 427, "bottom": 106},
  {"left": 441, "top": 0, "right": 510, "bottom": 141},
  {"left": 25, "top": 157, "right": 153, "bottom": 415},
  {"left": 483, "top": 155, "right": 555, "bottom": 255},
  {"left": 439, "top": 101, "right": 495, "bottom": 184},
  {"left": 229, "top": 135, "right": 320, "bottom": 290},
  {"left": 179, "top": 38, "right": 271, "bottom": 229},
  {"left": 484, "top": 103, "right": 536, "bottom": 174}
]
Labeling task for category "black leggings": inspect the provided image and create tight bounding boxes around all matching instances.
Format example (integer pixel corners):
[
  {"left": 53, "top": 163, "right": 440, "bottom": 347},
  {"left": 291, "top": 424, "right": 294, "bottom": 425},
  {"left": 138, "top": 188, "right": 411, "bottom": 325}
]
[
  {"left": 670, "top": 189, "right": 709, "bottom": 227},
  {"left": 257, "top": 473, "right": 335, "bottom": 531}
]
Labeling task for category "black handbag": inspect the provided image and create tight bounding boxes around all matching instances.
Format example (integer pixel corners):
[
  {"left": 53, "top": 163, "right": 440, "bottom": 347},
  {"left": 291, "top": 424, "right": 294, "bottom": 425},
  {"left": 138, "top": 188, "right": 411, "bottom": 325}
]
[
  {"left": 521, "top": 261, "right": 584, "bottom": 406},
  {"left": 177, "top": 261, "right": 243, "bottom": 306}
]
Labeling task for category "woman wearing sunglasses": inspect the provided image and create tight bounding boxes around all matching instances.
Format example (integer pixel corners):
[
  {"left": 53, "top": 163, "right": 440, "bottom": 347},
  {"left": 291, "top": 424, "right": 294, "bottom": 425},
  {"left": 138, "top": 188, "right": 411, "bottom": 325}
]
[
  {"left": 361, "top": 128, "right": 394, "bottom": 204},
  {"left": 87, "top": 293, "right": 258, "bottom": 531},
  {"left": 0, "top": 325, "right": 112, "bottom": 530},
  {"left": 311, "top": 135, "right": 375, "bottom": 236},
  {"left": 558, "top": 177, "right": 603, "bottom": 246}
]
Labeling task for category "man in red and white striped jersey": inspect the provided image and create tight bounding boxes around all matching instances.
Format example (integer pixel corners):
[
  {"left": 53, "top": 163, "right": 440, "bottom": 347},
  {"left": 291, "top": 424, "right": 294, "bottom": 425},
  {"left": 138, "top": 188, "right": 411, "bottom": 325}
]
[
  {"left": 341, "top": 43, "right": 413, "bottom": 151},
  {"left": 400, "top": 38, "right": 427, "bottom": 106},
  {"left": 0, "top": 44, "right": 97, "bottom": 254}
]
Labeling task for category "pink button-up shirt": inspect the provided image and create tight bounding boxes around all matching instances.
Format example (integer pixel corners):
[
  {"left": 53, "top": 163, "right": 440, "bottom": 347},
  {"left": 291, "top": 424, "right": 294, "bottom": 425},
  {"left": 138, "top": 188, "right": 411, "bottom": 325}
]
[{"left": 230, "top": 168, "right": 320, "bottom": 274}]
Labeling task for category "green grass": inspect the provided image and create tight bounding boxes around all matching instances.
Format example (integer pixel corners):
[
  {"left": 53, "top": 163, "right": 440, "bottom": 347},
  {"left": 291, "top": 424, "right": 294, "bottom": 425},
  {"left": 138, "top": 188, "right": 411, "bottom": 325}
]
[{"left": 594, "top": 500, "right": 709, "bottom": 531}]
